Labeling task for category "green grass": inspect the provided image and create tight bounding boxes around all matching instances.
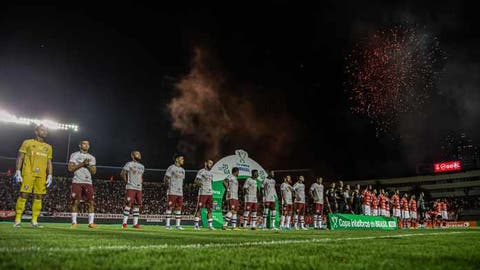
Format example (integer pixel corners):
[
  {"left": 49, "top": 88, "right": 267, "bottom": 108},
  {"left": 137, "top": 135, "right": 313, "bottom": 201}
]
[{"left": 1, "top": 222, "right": 480, "bottom": 269}]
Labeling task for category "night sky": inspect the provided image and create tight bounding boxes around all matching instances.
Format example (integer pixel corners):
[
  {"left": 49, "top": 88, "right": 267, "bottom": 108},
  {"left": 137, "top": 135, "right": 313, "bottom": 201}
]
[{"left": 0, "top": 1, "right": 479, "bottom": 180}]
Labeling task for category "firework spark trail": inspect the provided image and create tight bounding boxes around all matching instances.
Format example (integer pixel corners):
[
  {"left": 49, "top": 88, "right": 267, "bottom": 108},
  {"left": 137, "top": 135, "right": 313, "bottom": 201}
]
[
  {"left": 345, "top": 25, "right": 444, "bottom": 134},
  {"left": 168, "top": 47, "right": 295, "bottom": 165}
]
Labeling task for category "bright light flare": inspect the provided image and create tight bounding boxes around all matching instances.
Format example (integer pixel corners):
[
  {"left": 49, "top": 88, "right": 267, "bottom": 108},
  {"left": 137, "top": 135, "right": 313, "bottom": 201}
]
[{"left": 0, "top": 110, "right": 78, "bottom": 131}]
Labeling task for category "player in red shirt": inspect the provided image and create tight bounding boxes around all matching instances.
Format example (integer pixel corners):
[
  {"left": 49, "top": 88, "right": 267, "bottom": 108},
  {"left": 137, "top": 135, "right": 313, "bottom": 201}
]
[
  {"left": 409, "top": 195, "right": 417, "bottom": 229},
  {"left": 361, "top": 185, "right": 372, "bottom": 216},
  {"left": 370, "top": 189, "right": 378, "bottom": 216},
  {"left": 440, "top": 199, "right": 448, "bottom": 227},
  {"left": 378, "top": 189, "right": 387, "bottom": 217},
  {"left": 385, "top": 191, "right": 391, "bottom": 217},
  {"left": 391, "top": 190, "right": 401, "bottom": 219},
  {"left": 431, "top": 199, "right": 442, "bottom": 228},
  {"left": 400, "top": 193, "right": 410, "bottom": 228}
]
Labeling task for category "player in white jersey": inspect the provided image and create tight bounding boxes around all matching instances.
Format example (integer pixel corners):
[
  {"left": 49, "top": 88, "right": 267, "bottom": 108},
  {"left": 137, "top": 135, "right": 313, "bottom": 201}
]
[
  {"left": 261, "top": 170, "right": 278, "bottom": 230},
  {"left": 280, "top": 175, "right": 293, "bottom": 230},
  {"left": 68, "top": 140, "right": 97, "bottom": 228},
  {"left": 194, "top": 159, "right": 215, "bottom": 230},
  {"left": 223, "top": 167, "right": 240, "bottom": 230},
  {"left": 243, "top": 170, "right": 259, "bottom": 230},
  {"left": 293, "top": 175, "right": 307, "bottom": 230},
  {"left": 120, "top": 151, "right": 145, "bottom": 229},
  {"left": 164, "top": 154, "right": 186, "bottom": 230},
  {"left": 310, "top": 177, "right": 324, "bottom": 229}
]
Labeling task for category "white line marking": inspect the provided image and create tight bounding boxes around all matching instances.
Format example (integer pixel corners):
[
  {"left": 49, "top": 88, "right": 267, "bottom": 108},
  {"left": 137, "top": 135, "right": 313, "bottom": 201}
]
[{"left": 0, "top": 231, "right": 471, "bottom": 253}]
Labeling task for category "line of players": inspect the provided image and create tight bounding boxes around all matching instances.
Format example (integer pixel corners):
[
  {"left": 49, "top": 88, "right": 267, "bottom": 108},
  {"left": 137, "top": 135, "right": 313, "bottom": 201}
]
[
  {"left": 325, "top": 182, "right": 450, "bottom": 228},
  {"left": 11, "top": 125, "right": 448, "bottom": 230}
]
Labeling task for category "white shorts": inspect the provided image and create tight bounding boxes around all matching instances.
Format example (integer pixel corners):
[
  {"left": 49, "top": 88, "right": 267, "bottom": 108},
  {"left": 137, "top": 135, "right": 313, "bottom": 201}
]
[
  {"left": 393, "top": 208, "right": 401, "bottom": 218},
  {"left": 380, "top": 209, "right": 388, "bottom": 217},
  {"left": 401, "top": 210, "right": 410, "bottom": 219},
  {"left": 441, "top": 211, "right": 448, "bottom": 220},
  {"left": 362, "top": 205, "right": 371, "bottom": 216},
  {"left": 386, "top": 210, "right": 390, "bottom": 217},
  {"left": 410, "top": 211, "right": 417, "bottom": 220},
  {"left": 372, "top": 209, "right": 378, "bottom": 216}
]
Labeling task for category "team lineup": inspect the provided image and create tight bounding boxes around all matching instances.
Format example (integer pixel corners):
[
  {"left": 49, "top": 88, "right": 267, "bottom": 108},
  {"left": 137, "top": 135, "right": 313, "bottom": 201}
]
[{"left": 12, "top": 125, "right": 449, "bottom": 230}]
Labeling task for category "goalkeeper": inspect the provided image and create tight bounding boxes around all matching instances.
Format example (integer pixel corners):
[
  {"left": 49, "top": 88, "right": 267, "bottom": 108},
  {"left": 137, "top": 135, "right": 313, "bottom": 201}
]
[{"left": 13, "top": 124, "right": 53, "bottom": 228}]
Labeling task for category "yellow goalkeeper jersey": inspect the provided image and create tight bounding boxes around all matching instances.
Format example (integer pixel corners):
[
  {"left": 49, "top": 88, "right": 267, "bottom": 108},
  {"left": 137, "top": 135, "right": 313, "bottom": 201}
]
[{"left": 19, "top": 139, "right": 52, "bottom": 178}]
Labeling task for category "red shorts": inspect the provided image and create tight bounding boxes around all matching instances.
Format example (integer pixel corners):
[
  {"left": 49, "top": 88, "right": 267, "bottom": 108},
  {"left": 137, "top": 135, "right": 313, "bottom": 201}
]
[
  {"left": 71, "top": 183, "right": 94, "bottom": 202},
  {"left": 126, "top": 189, "right": 142, "bottom": 206},
  {"left": 294, "top": 202, "right": 305, "bottom": 214},
  {"left": 167, "top": 195, "right": 183, "bottom": 209},
  {"left": 283, "top": 204, "right": 293, "bottom": 213},
  {"left": 264, "top": 201, "right": 275, "bottom": 210},
  {"left": 315, "top": 203, "right": 324, "bottom": 214},
  {"left": 245, "top": 202, "right": 257, "bottom": 212},
  {"left": 197, "top": 195, "right": 213, "bottom": 210},
  {"left": 229, "top": 199, "right": 239, "bottom": 211}
]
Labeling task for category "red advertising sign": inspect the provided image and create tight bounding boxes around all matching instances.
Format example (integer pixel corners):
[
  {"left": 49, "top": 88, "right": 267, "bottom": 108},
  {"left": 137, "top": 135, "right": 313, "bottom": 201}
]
[{"left": 434, "top": 161, "right": 461, "bottom": 173}]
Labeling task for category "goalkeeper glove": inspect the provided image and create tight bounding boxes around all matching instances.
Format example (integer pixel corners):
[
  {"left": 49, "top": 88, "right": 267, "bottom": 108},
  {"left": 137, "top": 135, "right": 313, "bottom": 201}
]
[
  {"left": 13, "top": 170, "right": 22, "bottom": 184},
  {"left": 46, "top": 175, "right": 53, "bottom": 188}
]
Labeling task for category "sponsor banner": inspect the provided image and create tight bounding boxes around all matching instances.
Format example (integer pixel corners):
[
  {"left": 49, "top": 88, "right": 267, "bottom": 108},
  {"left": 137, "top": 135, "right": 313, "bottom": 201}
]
[
  {"left": 0, "top": 210, "right": 15, "bottom": 218},
  {"left": 421, "top": 220, "right": 478, "bottom": 228},
  {"left": 328, "top": 213, "right": 398, "bottom": 230}
]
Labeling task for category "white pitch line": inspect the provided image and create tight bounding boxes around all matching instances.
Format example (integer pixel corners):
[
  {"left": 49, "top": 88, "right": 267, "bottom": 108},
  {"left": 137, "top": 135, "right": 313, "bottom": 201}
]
[{"left": 0, "top": 231, "right": 470, "bottom": 253}]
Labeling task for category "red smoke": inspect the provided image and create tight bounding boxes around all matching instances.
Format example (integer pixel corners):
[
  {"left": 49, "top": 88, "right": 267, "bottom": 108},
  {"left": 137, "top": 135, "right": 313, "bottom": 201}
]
[{"left": 168, "top": 47, "right": 297, "bottom": 167}]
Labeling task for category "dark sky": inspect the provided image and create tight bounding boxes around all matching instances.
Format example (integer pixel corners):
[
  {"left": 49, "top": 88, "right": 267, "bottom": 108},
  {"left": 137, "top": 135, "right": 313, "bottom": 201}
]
[{"left": 0, "top": 1, "right": 479, "bottom": 180}]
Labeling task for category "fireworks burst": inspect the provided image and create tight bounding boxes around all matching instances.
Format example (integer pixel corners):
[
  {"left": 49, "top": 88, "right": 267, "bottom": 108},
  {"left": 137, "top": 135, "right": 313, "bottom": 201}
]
[{"left": 345, "top": 25, "right": 444, "bottom": 134}]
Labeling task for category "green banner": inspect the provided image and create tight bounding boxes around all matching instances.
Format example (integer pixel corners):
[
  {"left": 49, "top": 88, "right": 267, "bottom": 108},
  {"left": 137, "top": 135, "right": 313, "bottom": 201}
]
[{"left": 328, "top": 214, "right": 398, "bottom": 230}]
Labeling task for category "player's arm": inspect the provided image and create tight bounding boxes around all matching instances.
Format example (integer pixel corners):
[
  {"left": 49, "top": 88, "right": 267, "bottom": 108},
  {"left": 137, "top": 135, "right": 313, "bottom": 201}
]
[
  {"left": 15, "top": 152, "right": 25, "bottom": 171},
  {"left": 68, "top": 160, "right": 87, "bottom": 172},
  {"left": 87, "top": 164, "right": 96, "bottom": 175},
  {"left": 120, "top": 169, "right": 128, "bottom": 182},
  {"left": 164, "top": 175, "right": 171, "bottom": 187},
  {"left": 47, "top": 159, "right": 53, "bottom": 176}
]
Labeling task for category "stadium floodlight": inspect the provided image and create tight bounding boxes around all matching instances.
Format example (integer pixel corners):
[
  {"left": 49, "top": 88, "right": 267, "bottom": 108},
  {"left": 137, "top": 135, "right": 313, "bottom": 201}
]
[
  {"left": 0, "top": 110, "right": 79, "bottom": 131},
  {"left": 0, "top": 109, "right": 79, "bottom": 162}
]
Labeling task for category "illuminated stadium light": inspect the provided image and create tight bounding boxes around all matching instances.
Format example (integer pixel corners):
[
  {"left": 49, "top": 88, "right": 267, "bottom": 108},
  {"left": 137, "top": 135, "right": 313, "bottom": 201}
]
[{"left": 0, "top": 110, "right": 79, "bottom": 131}]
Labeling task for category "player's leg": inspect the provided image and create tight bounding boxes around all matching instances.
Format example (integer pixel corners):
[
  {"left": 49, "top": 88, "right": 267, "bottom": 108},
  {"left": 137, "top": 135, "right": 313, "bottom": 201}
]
[
  {"left": 293, "top": 203, "right": 299, "bottom": 229},
  {"left": 14, "top": 174, "right": 35, "bottom": 227},
  {"left": 193, "top": 196, "right": 202, "bottom": 230},
  {"left": 250, "top": 203, "right": 257, "bottom": 230},
  {"left": 70, "top": 184, "right": 81, "bottom": 228},
  {"left": 14, "top": 192, "right": 29, "bottom": 227},
  {"left": 165, "top": 196, "right": 173, "bottom": 229},
  {"left": 243, "top": 203, "right": 250, "bottom": 229},
  {"left": 86, "top": 185, "right": 96, "bottom": 228},
  {"left": 224, "top": 200, "right": 233, "bottom": 229},
  {"left": 285, "top": 206, "right": 292, "bottom": 229},
  {"left": 270, "top": 203, "right": 277, "bottom": 230},
  {"left": 123, "top": 190, "right": 133, "bottom": 228},
  {"left": 280, "top": 204, "right": 286, "bottom": 229},
  {"left": 174, "top": 196, "right": 183, "bottom": 229},
  {"left": 207, "top": 196, "right": 214, "bottom": 229},
  {"left": 262, "top": 203, "right": 268, "bottom": 230},
  {"left": 30, "top": 176, "right": 47, "bottom": 227},
  {"left": 132, "top": 191, "right": 142, "bottom": 228},
  {"left": 300, "top": 204, "right": 306, "bottom": 229}
]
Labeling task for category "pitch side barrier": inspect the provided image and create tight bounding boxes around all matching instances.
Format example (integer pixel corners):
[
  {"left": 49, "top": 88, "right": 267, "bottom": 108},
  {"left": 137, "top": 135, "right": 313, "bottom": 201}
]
[{"left": 0, "top": 210, "right": 196, "bottom": 225}]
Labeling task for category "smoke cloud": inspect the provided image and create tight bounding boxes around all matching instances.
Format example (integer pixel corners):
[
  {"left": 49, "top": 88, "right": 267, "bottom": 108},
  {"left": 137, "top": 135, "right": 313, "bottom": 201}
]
[{"left": 168, "top": 47, "right": 297, "bottom": 167}]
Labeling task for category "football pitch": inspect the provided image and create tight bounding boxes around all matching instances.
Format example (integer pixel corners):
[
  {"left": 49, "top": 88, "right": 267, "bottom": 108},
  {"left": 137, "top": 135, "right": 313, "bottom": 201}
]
[{"left": 1, "top": 223, "right": 479, "bottom": 270}]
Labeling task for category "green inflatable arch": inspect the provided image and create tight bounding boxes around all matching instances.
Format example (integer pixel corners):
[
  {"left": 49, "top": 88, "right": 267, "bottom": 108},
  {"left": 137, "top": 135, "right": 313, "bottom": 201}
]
[{"left": 201, "top": 149, "right": 280, "bottom": 228}]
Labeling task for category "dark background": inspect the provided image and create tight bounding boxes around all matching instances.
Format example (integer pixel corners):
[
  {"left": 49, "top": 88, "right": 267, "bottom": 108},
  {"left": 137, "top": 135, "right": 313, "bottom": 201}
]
[{"left": 0, "top": 1, "right": 479, "bottom": 180}]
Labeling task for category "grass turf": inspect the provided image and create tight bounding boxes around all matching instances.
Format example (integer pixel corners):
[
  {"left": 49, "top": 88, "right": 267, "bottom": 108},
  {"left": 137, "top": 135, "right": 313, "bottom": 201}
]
[{"left": 1, "top": 222, "right": 479, "bottom": 269}]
